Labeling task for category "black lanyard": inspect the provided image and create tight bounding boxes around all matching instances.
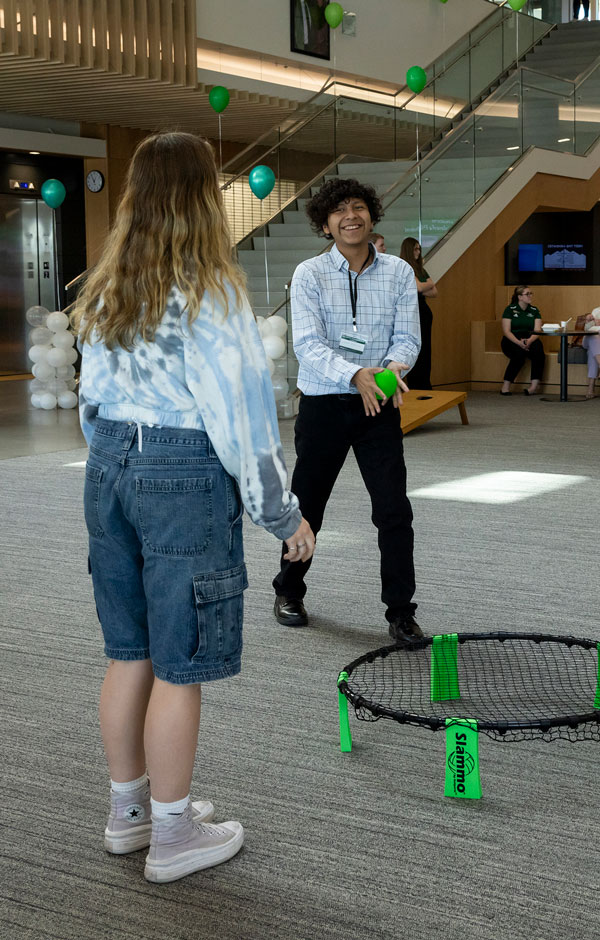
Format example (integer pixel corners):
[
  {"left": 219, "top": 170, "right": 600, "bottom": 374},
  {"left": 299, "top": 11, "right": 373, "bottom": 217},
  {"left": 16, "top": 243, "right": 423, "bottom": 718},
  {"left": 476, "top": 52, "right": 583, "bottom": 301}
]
[{"left": 347, "top": 246, "right": 373, "bottom": 332}]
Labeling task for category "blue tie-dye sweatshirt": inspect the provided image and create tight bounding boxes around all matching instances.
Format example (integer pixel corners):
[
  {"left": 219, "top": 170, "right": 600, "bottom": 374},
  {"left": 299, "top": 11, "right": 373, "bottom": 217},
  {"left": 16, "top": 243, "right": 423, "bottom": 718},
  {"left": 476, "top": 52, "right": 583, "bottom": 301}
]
[{"left": 78, "top": 284, "right": 301, "bottom": 541}]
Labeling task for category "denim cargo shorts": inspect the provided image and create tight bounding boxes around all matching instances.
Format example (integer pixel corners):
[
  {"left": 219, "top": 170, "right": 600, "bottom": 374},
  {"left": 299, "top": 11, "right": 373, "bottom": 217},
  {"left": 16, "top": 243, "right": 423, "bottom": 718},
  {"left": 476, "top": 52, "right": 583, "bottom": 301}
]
[{"left": 84, "top": 419, "right": 247, "bottom": 684}]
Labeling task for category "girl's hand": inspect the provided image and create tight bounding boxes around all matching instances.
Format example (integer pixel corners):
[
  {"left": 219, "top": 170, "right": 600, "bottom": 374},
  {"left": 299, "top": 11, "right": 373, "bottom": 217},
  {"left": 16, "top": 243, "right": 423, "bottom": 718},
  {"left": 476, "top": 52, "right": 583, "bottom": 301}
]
[{"left": 284, "top": 518, "right": 316, "bottom": 562}]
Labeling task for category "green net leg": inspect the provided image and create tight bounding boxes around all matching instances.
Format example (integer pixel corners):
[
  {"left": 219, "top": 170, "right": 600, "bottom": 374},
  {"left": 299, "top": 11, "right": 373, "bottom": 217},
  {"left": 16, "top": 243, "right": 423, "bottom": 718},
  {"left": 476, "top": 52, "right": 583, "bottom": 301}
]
[
  {"left": 595, "top": 644, "right": 600, "bottom": 708},
  {"left": 431, "top": 633, "right": 460, "bottom": 702},
  {"left": 337, "top": 671, "right": 352, "bottom": 752},
  {"left": 444, "top": 718, "right": 482, "bottom": 799}
]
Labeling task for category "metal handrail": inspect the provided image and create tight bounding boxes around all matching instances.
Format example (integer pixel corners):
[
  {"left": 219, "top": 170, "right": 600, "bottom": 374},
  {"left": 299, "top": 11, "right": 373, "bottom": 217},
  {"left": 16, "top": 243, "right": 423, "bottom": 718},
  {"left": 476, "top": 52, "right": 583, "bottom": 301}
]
[
  {"left": 222, "top": 98, "right": 338, "bottom": 192},
  {"left": 236, "top": 156, "right": 345, "bottom": 251}
]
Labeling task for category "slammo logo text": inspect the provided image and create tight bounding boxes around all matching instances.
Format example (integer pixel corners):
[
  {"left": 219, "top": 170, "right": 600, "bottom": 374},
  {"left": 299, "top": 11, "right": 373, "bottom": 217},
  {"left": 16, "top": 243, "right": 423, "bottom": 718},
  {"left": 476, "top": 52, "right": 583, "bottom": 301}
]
[{"left": 447, "top": 731, "right": 475, "bottom": 794}]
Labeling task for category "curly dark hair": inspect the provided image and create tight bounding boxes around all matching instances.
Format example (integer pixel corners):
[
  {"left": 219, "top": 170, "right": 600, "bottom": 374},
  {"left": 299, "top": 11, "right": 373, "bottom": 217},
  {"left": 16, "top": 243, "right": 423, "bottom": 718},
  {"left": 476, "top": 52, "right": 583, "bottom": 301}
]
[{"left": 305, "top": 178, "right": 383, "bottom": 239}]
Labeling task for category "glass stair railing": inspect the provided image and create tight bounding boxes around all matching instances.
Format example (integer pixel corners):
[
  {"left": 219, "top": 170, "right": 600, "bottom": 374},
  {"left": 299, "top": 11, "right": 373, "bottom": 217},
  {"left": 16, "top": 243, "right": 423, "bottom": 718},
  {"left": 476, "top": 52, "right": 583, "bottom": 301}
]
[
  {"left": 223, "top": 3, "right": 553, "bottom": 245},
  {"left": 380, "top": 53, "right": 600, "bottom": 255}
]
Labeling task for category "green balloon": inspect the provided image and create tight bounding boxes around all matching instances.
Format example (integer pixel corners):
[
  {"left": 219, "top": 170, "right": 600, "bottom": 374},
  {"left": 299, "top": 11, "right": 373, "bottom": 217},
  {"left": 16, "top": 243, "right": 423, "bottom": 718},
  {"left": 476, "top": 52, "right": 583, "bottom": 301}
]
[
  {"left": 374, "top": 369, "right": 398, "bottom": 401},
  {"left": 209, "top": 86, "right": 230, "bottom": 113},
  {"left": 40, "top": 179, "right": 66, "bottom": 209},
  {"left": 406, "top": 66, "right": 427, "bottom": 95},
  {"left": 248, "top": 165, "right": 276, "bottom": 200},
  {"left": 324, "top": 2, "right": 344, "bottom": 28},
  {"left": 508, "top": 0, "right": 527, "bottom": 8}
]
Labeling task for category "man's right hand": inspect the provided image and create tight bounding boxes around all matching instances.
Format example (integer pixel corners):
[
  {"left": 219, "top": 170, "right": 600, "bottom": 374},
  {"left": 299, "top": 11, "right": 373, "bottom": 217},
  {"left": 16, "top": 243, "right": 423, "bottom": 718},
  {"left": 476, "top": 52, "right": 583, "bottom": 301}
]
[{"left": 351, "top": 367, "right": 389, "bottom": 416}]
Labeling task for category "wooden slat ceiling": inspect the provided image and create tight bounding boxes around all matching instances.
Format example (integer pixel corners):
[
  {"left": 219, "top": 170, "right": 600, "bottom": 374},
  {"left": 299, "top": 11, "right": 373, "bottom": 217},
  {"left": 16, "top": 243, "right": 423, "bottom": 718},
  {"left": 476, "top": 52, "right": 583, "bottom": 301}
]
[
  {"left": 0, "top": 53, "right": 420, "bottom": 158},
  {"left": 0, "top": 0, "right": 416, "bottom": 157},
  {"left": 0, "top": 54, "right": 306, "bottom": 140}
]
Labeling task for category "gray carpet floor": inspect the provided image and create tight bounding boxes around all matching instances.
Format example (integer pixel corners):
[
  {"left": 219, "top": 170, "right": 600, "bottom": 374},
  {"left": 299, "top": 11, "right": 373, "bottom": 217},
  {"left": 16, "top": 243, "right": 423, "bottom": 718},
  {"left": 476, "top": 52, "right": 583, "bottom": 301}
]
[{"left": 1, "top": 392, "right": 599, "bottom": 940}]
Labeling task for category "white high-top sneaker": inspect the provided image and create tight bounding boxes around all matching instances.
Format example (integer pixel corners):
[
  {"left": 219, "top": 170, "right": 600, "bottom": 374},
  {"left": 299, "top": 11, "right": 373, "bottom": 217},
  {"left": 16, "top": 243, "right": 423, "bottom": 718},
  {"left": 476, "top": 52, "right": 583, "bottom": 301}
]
[
  {"left": 144, "top": 803, "right": 244, "bottom": 883},
  {"left": 104, "top": 782, "right": 215, "bottom": 854}
]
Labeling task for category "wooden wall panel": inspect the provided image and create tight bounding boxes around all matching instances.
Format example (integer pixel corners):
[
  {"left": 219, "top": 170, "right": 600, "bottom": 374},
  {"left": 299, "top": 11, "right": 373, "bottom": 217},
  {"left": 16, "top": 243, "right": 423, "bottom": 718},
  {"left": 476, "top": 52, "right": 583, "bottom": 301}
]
[
  {"left": 160, "top": 0, "right": 173, "bottom": 83},
  {"left": 172, "top": 0, "right": 185, "bottom": 86},
  {"left": 146, "top": 0, "right": 160, "bottom": 79},
  {"left": 20, "top": 0, "right": 36, "bottom": 56},
  {"left": 121, "top": 0, "right": 135, "bottom": 74},
  {"left": 3, "top": 0, "right": 18, "bottom": 52},
  {"left": 80, "top": 0, "right": 94, "bottom": 67},
  {"left": 83, "top": 154, "right": 110, "bottom": 268},
  {"left": 0, "top": 1, "right": 196, "bottom": 85},
  {"left": 107, "top": 0, "right": 122, "bottom": 73},
  {"left": 65, "top": 0, "right": 79, "bottom": 64},
  {"left": 49, "top": 0, "right": 66, "bottom": 62}
]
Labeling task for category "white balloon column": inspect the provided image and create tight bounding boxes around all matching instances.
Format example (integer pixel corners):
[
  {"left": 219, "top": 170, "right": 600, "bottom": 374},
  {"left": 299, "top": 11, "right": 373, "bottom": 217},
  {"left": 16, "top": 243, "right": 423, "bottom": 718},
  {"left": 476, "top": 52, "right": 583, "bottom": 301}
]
[
  {"left": 256, "top": 315, "right": 290, "bottom": 406},
  {"left": 26, "top": 305, "right": 78, "bottom": 409}
]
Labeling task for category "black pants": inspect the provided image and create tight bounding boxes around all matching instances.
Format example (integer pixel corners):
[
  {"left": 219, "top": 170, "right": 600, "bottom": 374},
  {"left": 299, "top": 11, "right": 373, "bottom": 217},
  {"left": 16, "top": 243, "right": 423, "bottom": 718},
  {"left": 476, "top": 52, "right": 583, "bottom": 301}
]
[
  {"left": 573, "top": 0, "right": 589, "bottom": 17},
  {"left": 501, "top": 337, "right": 545, "bottom": 383},
  {"left": 408, "top": 296, "right": 433, "bottom": 390},
  {"left": 272, "top": 394, "right": 417, "bottom": 622}
]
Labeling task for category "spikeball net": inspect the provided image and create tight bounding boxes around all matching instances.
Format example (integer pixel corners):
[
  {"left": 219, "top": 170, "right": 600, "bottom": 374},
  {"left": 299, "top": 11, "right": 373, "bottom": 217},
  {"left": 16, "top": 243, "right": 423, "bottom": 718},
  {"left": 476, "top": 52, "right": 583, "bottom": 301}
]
[{"left": 337, "top": 632, "right": 600, "bottom": 798}]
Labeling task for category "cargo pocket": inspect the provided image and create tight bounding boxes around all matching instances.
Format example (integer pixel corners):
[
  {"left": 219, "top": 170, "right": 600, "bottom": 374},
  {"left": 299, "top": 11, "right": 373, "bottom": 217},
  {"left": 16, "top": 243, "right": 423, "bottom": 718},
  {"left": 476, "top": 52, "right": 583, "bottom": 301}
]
[
  {"left": 83, "top": 465, "right": 105, "bottom": 538},
  {"left": 192, "top": 563, "right": 248, "bottom": 663}
]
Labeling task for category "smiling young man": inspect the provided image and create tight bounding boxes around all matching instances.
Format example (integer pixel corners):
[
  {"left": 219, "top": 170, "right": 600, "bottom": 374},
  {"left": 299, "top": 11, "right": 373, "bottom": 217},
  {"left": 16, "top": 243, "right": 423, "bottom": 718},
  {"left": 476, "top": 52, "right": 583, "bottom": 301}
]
[{"left": 272, "top": 177, "right": 423, "bottom": 643}]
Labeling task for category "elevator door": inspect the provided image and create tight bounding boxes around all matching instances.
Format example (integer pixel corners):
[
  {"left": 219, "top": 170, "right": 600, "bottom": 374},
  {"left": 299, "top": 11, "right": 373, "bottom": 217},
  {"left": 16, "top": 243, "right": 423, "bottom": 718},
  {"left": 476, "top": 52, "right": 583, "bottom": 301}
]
[{"left": 0, "top": 196, "right": 58, "bottom": 373}]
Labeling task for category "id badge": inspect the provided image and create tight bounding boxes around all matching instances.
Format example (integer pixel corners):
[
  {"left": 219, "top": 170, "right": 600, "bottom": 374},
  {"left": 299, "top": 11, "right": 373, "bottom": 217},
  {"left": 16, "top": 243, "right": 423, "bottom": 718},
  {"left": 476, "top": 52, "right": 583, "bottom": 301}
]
[{"left": 339, "top": 331, "right": 368, "bottom": 355}]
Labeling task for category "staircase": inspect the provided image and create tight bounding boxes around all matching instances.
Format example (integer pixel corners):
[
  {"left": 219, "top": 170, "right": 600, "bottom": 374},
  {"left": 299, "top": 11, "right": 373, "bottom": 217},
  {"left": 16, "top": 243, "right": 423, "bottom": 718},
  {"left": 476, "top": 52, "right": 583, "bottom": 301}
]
[
  {"left": 522, "top": 20, "right": 600, "bottom": 78},
  {"left": 238, "top": 22, "right": 600, "bottom": 322}
]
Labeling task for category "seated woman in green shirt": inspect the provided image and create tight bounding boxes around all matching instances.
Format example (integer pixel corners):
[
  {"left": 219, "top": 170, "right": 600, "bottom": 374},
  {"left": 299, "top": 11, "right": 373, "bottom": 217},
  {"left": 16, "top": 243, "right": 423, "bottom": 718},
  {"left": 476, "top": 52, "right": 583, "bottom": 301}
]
[{"left": 500, "top": 286, "right": 545, "bottom": 395}]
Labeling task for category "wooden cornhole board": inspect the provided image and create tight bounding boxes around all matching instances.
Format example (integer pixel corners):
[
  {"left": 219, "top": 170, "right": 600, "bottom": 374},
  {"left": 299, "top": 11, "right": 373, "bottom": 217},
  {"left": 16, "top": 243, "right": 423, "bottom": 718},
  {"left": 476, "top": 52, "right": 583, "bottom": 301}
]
[{"left": 400, "top": 390, "right": 468, "bottom": 434}]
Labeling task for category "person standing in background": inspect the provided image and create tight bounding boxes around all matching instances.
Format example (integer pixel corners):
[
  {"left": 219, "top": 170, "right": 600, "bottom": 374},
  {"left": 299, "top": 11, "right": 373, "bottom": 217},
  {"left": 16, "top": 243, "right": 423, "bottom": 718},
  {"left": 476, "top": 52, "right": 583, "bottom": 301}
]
[
  {"left": 583, "top": 308, "right": 600, "bottom": 398},
  {"left": 573, "top": 0, "right": 590, "bottom": 20},
  {"left": 369, "top": 232, "right": 386, "bottom": 254},
  {"left": 400, "top": 237, "right": 437, "bottom": 390}
]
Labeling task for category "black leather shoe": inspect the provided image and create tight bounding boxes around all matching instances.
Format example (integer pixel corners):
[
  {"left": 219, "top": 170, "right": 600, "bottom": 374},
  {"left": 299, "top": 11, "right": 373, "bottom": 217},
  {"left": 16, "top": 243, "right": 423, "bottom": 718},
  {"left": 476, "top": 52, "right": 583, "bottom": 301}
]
[
  {"left": 274, "top": 595, "right": 308, "bottom": 627},
  {"left": 388, "top": 615, "right": 424, "bottom": 644}
]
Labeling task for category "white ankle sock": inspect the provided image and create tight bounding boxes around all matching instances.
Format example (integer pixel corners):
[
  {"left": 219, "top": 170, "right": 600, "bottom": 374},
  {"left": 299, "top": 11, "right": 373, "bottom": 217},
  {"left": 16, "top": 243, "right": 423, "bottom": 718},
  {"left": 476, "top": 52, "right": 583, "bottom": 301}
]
[
  {"left": 111, "top": 774, "right": 148, "bottom": 793},
  {"left": 151, "top": 795, "right": 190, "bottom": 818}
]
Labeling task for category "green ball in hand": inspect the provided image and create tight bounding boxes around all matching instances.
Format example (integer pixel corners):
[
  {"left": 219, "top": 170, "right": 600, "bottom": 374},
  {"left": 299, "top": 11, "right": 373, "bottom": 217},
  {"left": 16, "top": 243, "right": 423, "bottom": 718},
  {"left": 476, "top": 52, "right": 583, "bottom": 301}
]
[{"left": 374, "top": 368, "right": 398, "bottom": 400}]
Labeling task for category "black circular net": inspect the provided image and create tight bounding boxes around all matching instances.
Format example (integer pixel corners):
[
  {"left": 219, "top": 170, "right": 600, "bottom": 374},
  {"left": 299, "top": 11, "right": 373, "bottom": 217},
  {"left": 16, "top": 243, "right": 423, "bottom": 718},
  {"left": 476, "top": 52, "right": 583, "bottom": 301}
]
[{"left": 339, "top": 632, "right": 600, "bottom": 742}]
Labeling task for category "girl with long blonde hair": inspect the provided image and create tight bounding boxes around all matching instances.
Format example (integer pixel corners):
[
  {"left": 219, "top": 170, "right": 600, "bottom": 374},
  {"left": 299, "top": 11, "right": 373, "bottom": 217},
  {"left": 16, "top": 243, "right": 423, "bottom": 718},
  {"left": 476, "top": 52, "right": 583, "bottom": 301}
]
[{"left": 75, "top": 132, "right": 314, "bottom": 884}]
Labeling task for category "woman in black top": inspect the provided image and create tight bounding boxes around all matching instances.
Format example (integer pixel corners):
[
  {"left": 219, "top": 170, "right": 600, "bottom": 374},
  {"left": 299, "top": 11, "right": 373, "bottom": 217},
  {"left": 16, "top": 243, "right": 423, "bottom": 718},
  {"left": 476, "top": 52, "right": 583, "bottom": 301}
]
[
  {"left": 500, "top": 286, "right": 545, "bottom": 395},
  {"left": 400, "top": 237, "right": 437, "bottom": 390}
]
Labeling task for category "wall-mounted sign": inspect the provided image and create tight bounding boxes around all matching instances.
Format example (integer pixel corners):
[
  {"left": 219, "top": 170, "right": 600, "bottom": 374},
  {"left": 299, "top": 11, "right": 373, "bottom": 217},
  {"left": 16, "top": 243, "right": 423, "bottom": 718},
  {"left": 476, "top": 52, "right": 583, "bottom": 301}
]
[{"left": 10, "top": 179, "right": 36, "bottom": 191}]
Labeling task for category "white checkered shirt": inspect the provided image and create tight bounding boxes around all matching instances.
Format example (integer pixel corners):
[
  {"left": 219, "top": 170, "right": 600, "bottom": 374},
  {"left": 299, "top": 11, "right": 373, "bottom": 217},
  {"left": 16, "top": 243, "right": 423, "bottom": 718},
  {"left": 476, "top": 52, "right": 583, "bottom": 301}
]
[{"left": 291, "top": 243, "right": 421, "bottom": 396}]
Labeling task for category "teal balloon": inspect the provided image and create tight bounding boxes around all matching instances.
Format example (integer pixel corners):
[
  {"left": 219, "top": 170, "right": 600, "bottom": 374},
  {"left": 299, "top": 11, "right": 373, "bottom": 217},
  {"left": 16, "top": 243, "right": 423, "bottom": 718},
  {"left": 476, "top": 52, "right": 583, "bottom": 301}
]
[
  {"left": 209, "top": 86, "right": 230, "bottom": 113},
  {"left": 508, "top": 0, "right": 527, "bottom": 8},
  {"left": 324, "top": 2, "right": 344, "bottom": 28},
  {"left": 406, "top": 66, "right": 427, "bottom": 95},
  {"left": 40, "top": 179, "right": 66, "bottom": 209},
  {"left": 248, "top": 165, "right": 276, "bottom": 200}
]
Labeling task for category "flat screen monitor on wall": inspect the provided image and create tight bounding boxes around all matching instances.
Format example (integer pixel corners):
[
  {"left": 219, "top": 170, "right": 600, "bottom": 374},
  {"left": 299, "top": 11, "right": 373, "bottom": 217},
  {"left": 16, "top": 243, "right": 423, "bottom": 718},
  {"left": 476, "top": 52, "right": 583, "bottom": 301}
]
[
  {"left": 543, "top": 244, "right": 586, "bottom": 270},
  {"left": 506, "top": 209, "right": 597, "bottom": 284},
  {"left": 518, "top": 244, "right": 543, "bottom": 272}
]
